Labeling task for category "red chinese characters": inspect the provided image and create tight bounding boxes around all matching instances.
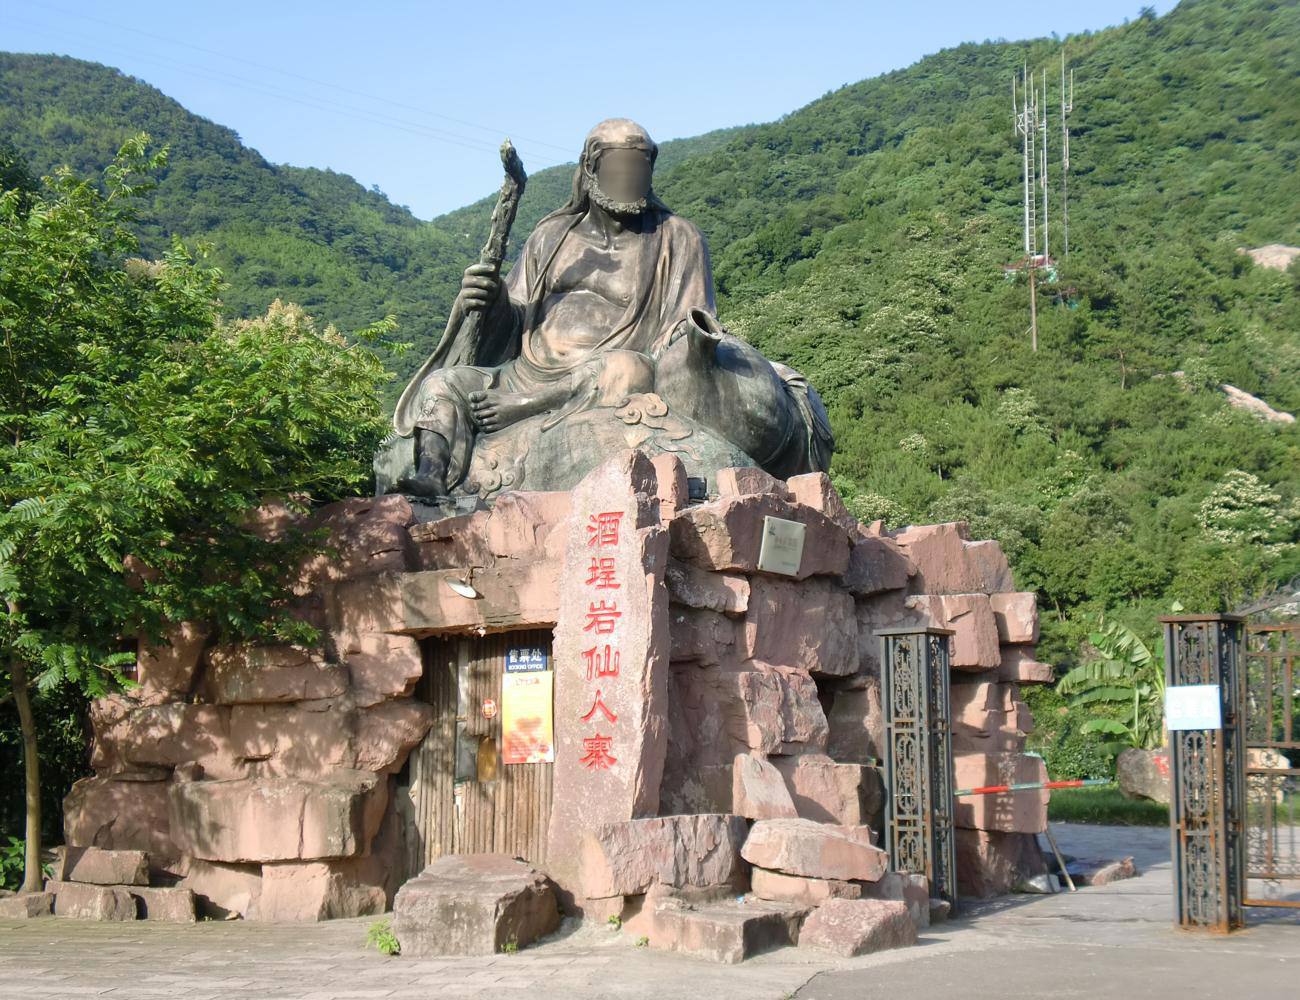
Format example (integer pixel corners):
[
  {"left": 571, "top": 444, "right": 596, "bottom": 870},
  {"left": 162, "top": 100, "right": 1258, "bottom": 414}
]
[
  {"left": 577, "top": 511, "right": 626, "bottom": 770},
  {"left": 583, "top": 599, "right": 622, "bottom": 635},
  {"left": 579, "top": 733, "right": 618, "bottom": 770}
]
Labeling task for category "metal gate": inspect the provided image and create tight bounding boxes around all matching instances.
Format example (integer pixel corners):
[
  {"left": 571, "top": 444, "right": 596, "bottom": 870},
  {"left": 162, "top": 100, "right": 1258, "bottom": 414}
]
[
  {"left": 1243, "top": 623, "right": 1300, "bottom": 908},
  {"left": 878, "top": 625, "right": 959, "bottom": 908},
  {"left": 402, "top": 630, "right": 554, "bottom": 881},
  {"left": 1161, "top": 614, "right": 1246, "bottom": 931}
]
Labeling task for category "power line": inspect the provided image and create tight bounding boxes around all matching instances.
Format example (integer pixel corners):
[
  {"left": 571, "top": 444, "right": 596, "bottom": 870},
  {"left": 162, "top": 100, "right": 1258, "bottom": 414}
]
[
  {"left": 32, "top": 2, "right": 576, "bottom": 156},
  {"left": 8, "top": 15, "right": 569, "bottom": 172}
]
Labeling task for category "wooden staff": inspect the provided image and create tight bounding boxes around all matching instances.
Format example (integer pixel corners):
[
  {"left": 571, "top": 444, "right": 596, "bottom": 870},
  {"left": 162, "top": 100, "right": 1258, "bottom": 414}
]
[{"left": 447, "top": 139, "right": 527, "bottom": 367}]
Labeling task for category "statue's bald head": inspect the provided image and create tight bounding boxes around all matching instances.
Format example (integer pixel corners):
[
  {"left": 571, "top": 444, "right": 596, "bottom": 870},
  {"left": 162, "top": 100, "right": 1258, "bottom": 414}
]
[
  {"left": 583, "top": 118, "right": 658, "bottom": 164},
  {"left": 582, "top": 118, "right": 657, "bottom": 218}
]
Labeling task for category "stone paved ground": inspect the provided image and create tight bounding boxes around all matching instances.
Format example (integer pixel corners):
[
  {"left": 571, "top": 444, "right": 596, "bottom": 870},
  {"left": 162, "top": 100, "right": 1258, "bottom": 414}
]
[{"left": 1, "top": 824, "right": 1296, "bottom": 1000}]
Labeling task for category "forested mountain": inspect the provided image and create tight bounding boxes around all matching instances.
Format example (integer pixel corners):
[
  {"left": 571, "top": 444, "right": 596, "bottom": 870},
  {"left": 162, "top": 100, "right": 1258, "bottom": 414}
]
[
  {"left": 2, "top": 0, "right": 1297, "bottom": 774},
  {"left": 0, "top": 51, "right": 739, "bottom": 382}
]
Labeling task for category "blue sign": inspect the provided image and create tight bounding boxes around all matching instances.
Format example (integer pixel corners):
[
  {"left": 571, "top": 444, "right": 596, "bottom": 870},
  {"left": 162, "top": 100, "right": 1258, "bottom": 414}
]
[{"left": 506, "top": 646, "right": 549, "bottom": 673}]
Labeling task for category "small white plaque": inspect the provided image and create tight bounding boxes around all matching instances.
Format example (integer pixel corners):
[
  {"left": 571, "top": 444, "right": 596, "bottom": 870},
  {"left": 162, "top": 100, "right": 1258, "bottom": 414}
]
[
  {"left": 1165, "top": 684, "right": 1222, "bottom": 730},
  {"left": 756, "top": 515, "right": 806, "bottom": 576}
]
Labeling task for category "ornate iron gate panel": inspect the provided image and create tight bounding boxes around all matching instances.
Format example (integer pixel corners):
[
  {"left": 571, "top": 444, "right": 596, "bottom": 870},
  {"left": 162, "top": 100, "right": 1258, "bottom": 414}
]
[
  {"left": 878, "top": 626, "right": 958, "bottom": 908},
  {"left": 1243, "top": 623, "right": 1300, "bottom": 908},
  {"left": 1161, "top": 615, "right": 1245, "bottom": 931}
]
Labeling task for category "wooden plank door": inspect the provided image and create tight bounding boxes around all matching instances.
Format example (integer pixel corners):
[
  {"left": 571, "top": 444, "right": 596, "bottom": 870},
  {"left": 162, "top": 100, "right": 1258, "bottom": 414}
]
[{"left": 404, "top": 630, "right": 553, "bottom": 880}]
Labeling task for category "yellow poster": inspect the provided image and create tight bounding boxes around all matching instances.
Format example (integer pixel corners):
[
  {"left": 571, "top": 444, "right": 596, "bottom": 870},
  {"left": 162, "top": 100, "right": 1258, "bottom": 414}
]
[{"left": 502, "top": 646, "right": 554, "bottom": 764}]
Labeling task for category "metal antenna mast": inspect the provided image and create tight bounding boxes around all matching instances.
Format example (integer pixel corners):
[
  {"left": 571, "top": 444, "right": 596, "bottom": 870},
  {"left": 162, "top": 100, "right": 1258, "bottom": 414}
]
[
  {"left": 1013, "top": 64, "right": 1040, "bottom": 351},
  {"left": 1060, "top": 50, "right": 1073, "bottom": 259}
]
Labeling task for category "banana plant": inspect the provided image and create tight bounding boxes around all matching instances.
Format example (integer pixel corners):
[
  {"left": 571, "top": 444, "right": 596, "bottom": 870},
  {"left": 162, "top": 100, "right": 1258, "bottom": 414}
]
[{"left": 1057, "top": 611, "right": 1176, "bottom": 756}]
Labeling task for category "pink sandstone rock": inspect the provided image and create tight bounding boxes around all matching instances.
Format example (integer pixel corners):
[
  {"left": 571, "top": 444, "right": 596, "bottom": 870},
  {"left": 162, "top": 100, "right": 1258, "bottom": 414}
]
[
  {"left": 717, "top": 466, "right": 791, "bottom": 500},
  {"left": 770, "top": 753, "right": 882, "bottom": 826},
  {"left": 481, "top": 491, "right": 572, "bottom": 560},
  {"left": 352, "top": 698, "right": 434, "bottom": 773},
  {"left": 408, "top": 508, "right": 496, "bottom": 570},
  {"left": 1080, "top": 856, "right": 1138, "bottom": 886},
  {"left": 228, "top": 701, "right": 353, "bottom": 777},
  {"left": 546, "top": 452, "right": 671, "bottom": 901},
  {"left": 0, "top": 892, "right": 53, "bottom": 918},
  {"left": 731, "top": 664, "right": 830, "bottom": 754},
  {"left": 741, "top": 818, "right": 887, "bottom": 882},
  {"left": 888, "top": 522, "right": 1014, "bottom": 594},
  {"left": 668, "top": 606, "right": 740, "bottom": 665},
  {"left": 826, "top": 681, "right": 886, "bottom": 764},
  {"left": 578, "top": 814, "right": 749, "bottom": 898},
  {"left": 955, "top": 829, "right": 1049, "bottom": 898},
  {"left": 167, "top": 769, "right": 387, "bottom": 863},
  {"left": 743, "top": 577, "right": 858, "bottom": 677},
  {"left": 253, "top": 860, "right": 386, "bottom": 922},
  {"left": 101, "top": 702, "right": 244, "bottom": 780},
  {"left": 340, "top": 632, "right": 423, "bottom": 708},
  {"left": 651, "top": 453, "right": 689, "bottom": 521},
  {"left": 950, "top": 683, "right": 1032, "bottom": 753},
  {"left": 954, "top": 752, "right": 1048, "bottom": 833},
  {"left": 54, "top": 847, "right": 148, "bottom": 886},
  {"left": 669, "top": 493, "right": 851, "bottom": 579},
  {"left": 998, "top": 644, "right": 1054, "bottom": 684},
  {"left": 858, "top": 871, "right": 931, "bottom": 930},
  {"left": 732, "top": 753, "right": 798, "bottom": 820},
  {"left": 178, "top": 858, "right": 262, "bottom": 919},
  {"left": 296, "top": 494, "right": 416, "bottom": 587},
  {"left": 123, "top": 886, "right": 196, "bottom": 923},
  {"left": 1116, "top": 747, "right": 1171, "bottom": 805},
  {"left": 990, "top": 592, "right": 1039, "bottom": 643},
  {"left": 666, "top": 660, "right": 829, "bottom": 764},
  {"left": 47, "top": 881, "right": 136, "bottom": 921},
  {"left": 647, "top": 895, "right": 808, "bottom": 964},
  {"left": 393, "top": 854, "right": 560, "bottom": 957},
  {"left": 64, "top": 776, "right": 178, "bottom": 861},
  {"left": 395, "top": 560, "right": 561, "bottom": 635},
  {"left": 786, "top": 472, "right": 858, "bottom": 532},
  {"left": 798, "top": 898, "right": 918, "bottom": 956},
  {"left": 134, "top": 622, "right": 209, "bottom": 705},
  {"left": 840, "top": 534, "right": 912, "bottom": 597},
  {"left": 326, "top": 572, "right": 406, "bottom": 648},
  {"left": 202, "top": 644, "right": 347, "bottom": 704},
  {"left": 665, "top": 559, "right": 750, "bottom": 616},
  {"left": 750, "top": 868, "right": 862, "bottom": 906},
  {"left": 657, "top": 757, "right": 733, "bottom": 815},
  {"left": 905, "top": 594, "right": 1001, "bottom": 670}
]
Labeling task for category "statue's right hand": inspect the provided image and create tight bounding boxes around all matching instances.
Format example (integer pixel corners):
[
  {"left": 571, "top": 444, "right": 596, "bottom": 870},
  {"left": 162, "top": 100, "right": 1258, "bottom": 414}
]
[{"left": 459, "top": 262, "right": 500, "bottom": 313}]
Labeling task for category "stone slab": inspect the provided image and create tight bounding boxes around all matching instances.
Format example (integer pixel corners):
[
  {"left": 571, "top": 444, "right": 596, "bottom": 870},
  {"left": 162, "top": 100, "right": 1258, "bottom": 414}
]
[{"left": 392, "top": 854, "right": 559, "bottom": 956}]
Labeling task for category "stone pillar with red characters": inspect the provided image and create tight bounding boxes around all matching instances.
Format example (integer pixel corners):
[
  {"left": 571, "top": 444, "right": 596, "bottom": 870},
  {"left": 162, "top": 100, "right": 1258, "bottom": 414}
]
[{"left": 545, "top": 451, "right": 670, "bottom": 909}]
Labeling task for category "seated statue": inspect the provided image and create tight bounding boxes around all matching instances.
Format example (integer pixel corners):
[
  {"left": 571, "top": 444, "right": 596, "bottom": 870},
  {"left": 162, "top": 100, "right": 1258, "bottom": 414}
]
[{"left": 378, "top": 118, "right": 833, "bottom": 501}]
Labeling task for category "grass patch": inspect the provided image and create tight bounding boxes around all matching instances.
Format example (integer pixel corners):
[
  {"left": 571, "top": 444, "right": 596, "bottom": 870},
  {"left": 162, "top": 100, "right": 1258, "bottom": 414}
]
[{"left": 1048, "top": 785, "right": 1168, "bottom": 826}]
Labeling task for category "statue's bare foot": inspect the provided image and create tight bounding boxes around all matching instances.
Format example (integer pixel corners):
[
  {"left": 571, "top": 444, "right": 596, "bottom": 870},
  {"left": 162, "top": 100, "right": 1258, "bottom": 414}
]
[{"left": 468, "top": 389, "right": 547, "bottom": 433}]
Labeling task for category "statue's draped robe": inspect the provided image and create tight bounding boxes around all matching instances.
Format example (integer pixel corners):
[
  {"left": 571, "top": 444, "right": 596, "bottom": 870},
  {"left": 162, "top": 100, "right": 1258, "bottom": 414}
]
[{"left": 395, "top": 207, "right": 715, "bottom": 489}]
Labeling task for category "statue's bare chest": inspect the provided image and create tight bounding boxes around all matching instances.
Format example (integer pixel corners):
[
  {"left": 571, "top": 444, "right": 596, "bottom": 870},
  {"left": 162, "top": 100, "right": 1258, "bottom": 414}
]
[{"left": 544, "top": 234, "right": 640, "bottom": 308}]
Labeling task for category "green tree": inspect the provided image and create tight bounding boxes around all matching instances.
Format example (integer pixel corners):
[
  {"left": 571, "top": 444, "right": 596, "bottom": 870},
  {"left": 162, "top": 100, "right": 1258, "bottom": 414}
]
[{"left": 0, "top": 137, "right": 396, "bottom": 892}]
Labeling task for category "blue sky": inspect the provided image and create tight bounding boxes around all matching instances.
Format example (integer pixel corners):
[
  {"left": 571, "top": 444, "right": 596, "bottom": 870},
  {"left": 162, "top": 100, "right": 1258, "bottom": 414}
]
[{"left": 7, "top": 1, "right": 1178, "bottom": 218}]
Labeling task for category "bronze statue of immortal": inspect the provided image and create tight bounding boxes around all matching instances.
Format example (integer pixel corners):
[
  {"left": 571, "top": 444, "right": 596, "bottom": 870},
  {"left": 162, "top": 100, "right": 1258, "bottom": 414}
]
[{"left": 376, "top": 118, "right": 833, "bottom": 501}]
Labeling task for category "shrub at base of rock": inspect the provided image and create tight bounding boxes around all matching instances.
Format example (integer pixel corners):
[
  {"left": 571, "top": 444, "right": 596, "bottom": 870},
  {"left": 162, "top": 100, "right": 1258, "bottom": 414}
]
[{"left": 392, "top": 854, "right": 560, "bottom": 957}]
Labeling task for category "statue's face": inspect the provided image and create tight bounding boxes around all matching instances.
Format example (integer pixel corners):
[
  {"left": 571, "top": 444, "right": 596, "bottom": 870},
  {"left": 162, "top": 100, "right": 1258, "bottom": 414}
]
[{"left": 595, "top": 148, "right": 653, "bottom": 206}]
